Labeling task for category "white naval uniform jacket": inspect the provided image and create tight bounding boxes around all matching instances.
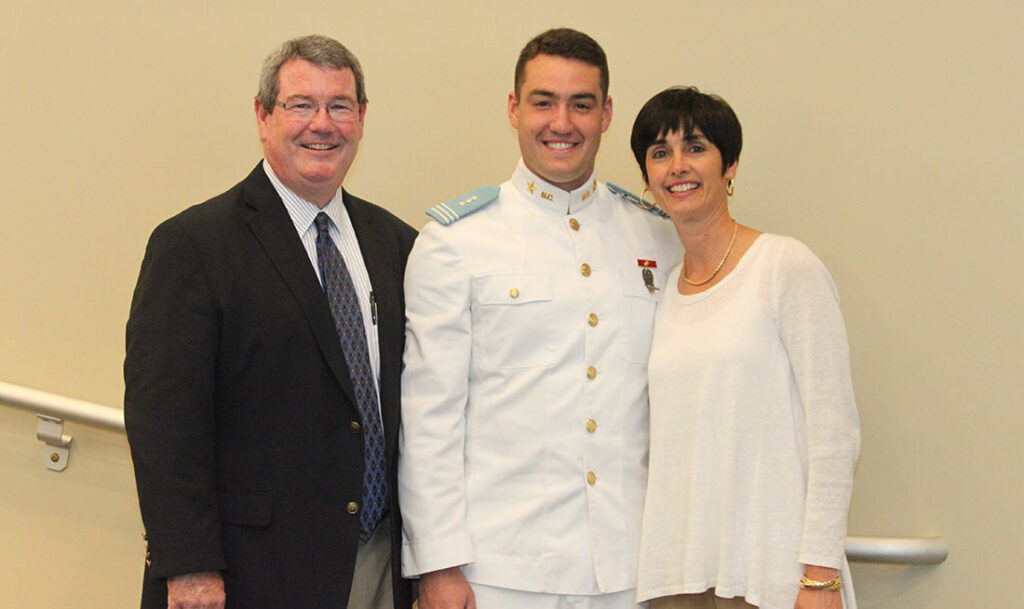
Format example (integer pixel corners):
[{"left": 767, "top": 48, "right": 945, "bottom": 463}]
[{"left": 399, "top": 160, "right": 682, "bottom": 594}]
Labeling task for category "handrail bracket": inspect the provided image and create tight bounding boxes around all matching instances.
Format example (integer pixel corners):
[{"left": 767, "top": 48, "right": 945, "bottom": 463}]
[{"left": 36, "top": 414, "right": 72, "bottom": 472}]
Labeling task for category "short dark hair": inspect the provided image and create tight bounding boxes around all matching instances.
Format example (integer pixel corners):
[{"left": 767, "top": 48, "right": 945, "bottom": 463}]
[
  {"left": 257, "top": 35, "right": 367, "bottom": 113},
  {"left": 630, "top": 86, "right": 742, "bottom": 183},
  {"left": 514, "top": 28, "right": 609, "bottom": 100}
]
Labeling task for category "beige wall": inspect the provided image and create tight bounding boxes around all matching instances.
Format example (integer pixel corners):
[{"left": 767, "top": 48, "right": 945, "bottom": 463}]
[{"left": 1, "top": 1, "right": 1020, "bottom": 606}]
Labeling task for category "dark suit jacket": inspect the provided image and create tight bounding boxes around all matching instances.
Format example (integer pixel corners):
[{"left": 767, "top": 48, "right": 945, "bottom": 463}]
[{"left": 124, "top": 163, "right": 416, "bottom": 609}]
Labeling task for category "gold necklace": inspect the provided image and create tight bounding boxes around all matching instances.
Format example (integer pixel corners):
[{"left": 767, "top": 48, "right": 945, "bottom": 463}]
[{"left": 682, "top": 221, "right": 738, "bottom": 286}]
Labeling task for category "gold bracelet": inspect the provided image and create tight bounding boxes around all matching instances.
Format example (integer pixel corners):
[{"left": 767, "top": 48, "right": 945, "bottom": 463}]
[{"left": 800, "top": 575, "right": 843, "bottom": 591}]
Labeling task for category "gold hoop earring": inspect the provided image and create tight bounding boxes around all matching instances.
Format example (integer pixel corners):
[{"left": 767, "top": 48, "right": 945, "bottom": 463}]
[
  {"left": 639, "top": 188, "right": 656, "bottom": 210},
  {"left": 726, "top": 179, "right": 735, "bottom": 196}
]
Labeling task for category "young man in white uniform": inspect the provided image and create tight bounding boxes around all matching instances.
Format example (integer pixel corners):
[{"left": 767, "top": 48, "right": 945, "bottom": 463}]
[{"left": 399, "top": 29, "right": 681, "bottom": 609}]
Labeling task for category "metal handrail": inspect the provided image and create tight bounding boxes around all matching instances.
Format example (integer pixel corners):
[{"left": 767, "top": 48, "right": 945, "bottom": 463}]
[
  {"left": 0, "top": 380, "right": 124, "bottom": 432},
  {"left": 846, "top": 536, "right": 949, "bottom": 565},
  {"left": 0, "top": 381, "right": 949, "bottom": 565}
]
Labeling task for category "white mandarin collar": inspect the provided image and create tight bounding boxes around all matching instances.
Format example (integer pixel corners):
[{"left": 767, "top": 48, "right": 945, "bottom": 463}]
[{"left": 511, "top": 159, "right": 600, "bottom": 216}]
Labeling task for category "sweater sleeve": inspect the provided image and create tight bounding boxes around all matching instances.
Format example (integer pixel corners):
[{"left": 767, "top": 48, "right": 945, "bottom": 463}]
[{"left": 772, "top": 238, "right": 860, "bottom": 569}]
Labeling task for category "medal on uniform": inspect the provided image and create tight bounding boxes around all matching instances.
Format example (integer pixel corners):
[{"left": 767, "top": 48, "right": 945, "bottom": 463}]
[{"left": 638, "top": 259, "right": 658, "bottom": 294}]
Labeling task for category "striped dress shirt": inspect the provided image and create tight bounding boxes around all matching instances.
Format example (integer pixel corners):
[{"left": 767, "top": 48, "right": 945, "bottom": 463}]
[{"left": 262, "top": 160, "right": 381, "bottom": 408}]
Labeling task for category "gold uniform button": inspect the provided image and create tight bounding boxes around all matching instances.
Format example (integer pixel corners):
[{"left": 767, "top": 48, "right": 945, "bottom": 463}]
[
  {"left": 587, "top": 313, "right": 598, "bottom": 327},
  {"left": 350, "top": 421, "right": 361, "bottom": 433},
  {"left": 580, "top": 263, "right": 592, "bottom": 277},
  {"left": 585, "top": 419, "right": 597, "bottom": 433},
  {"left": 569, "top": 218, "right": 580, "bottom": 231},
  {"left": 509, "top": 288, "right": 520, "bottom": 298},
  {"left": 586, "top": 366, "right": 597, "bottom": 380},
  {"left": 586, "top": 471, "right": 597, "bottom": 485},
  {"left": 346, "top": 501, "right": 360, "bottom": 515}
]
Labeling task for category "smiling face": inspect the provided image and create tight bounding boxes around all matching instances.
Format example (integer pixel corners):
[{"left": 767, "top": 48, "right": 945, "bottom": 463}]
[
  {"left": 508, "top": 54, "right": 612, "bottom": 191},
  {"left": 644, "top": 127, "right": 737, "bottom": 221},
  {"left": 255, "top": 58, "right": 366, "bottom": 207}
]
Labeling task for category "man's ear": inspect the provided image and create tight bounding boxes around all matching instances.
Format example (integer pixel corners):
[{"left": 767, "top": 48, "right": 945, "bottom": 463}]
[
  {"left": 254, "top": 97, "right": 270, "bottom": 141},
  {"left": 601, "top": 94, "right": 613, "bottom": 133},
  {"left": 508, "top": 91, "right": 520, "bottom": 130}
]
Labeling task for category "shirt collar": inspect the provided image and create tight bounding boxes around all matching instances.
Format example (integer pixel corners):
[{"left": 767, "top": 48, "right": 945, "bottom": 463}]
[
  {"left": 511, "top": 159, "right": 600, "bottom": 216},
  {"left": 262, "top": 159, "right": 345, "bottom": 235}
]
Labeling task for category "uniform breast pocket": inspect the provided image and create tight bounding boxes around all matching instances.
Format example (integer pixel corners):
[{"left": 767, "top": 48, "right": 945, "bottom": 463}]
[
  {"left": 618, "top": 267, "right": 664, "bottom": 364},
  {"left": 471, "top": 272, "right": 557, "bottom": 369}
]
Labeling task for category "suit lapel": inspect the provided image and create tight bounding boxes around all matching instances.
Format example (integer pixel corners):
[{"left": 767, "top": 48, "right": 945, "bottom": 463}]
[{"left": 239, "top": 164, "right": 360, "bottom": 410}]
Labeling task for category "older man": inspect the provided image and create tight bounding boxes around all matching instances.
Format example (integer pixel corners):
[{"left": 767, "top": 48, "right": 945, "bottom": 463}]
[
  {"left": 124, "top": 35, "right": 415, "bottom": 609},
  {"left": 399, "top": 29, "right": 681, "bottom": 609}
]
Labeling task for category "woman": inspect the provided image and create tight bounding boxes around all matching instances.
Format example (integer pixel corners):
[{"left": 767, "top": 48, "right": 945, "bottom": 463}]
[{"left": 631, "top": 87, "right": 860, "bottom": 609}]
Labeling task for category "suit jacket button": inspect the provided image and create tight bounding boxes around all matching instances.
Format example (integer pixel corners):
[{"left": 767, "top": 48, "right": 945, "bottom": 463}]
[
  {"left": 346, "top": 501, "right": 360, "bottom": 515},
  {"left": 350, "top": 421, "right": 361, "bottom": 433}
]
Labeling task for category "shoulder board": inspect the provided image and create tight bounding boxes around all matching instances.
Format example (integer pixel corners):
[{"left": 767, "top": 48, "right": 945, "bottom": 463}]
[
  {"left": 426, "top": 186, "right": 500, "bottom": 226},
  {"left": 606, "top": 183, "right": 670, "bottom": 219}
]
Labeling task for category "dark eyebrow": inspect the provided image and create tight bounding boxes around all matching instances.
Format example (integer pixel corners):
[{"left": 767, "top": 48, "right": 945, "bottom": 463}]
[{"left": 526, "top": 90, "right": 598, "bottom": 103}]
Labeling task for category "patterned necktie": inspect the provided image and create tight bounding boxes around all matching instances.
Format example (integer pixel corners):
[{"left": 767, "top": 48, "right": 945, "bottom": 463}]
[{"left": 314, "top": 212, "right": 388, "bottom": 541}]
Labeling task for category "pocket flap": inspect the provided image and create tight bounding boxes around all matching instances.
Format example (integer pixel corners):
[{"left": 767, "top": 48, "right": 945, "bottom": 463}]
[
  {"left": 618, "top": 267, "right": 665, "bottom": 301},
  {"left": 473, "top": 272, "right": 553, "bottom": 305}
]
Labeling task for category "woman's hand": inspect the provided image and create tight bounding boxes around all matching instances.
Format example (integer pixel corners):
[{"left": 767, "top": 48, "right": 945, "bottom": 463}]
[{"left": 795, "top": 588, "right": 842, "bottom": 609}]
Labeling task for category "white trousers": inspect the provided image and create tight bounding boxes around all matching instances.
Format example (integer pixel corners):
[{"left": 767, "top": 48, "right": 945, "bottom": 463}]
[{"left": 470, "top": 583, "right": 644, "bottom": 609}]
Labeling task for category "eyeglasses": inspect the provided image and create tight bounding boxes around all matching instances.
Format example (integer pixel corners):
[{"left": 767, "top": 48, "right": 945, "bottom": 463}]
[{"left": 275, "top": 96, "right": 360, "bottom": 123}]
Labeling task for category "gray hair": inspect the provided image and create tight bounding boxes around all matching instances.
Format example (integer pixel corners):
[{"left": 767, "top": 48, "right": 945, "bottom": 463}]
[{"left": 257, "top": 35, "right": 367, "bottom": 112}]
